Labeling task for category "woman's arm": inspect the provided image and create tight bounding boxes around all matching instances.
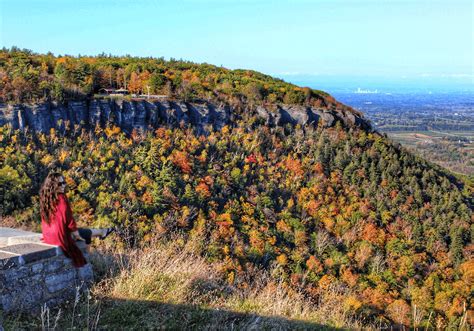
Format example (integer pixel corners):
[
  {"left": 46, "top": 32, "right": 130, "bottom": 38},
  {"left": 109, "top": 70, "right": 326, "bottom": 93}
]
[{"left": 61, "top": 195, "right": 84, "bottom": 241}]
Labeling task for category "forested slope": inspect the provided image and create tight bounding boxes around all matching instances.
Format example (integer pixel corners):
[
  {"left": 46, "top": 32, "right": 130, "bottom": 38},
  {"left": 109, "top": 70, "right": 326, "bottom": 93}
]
[{"left": 0, "top": 48, "right": 472, "bottom": 328}]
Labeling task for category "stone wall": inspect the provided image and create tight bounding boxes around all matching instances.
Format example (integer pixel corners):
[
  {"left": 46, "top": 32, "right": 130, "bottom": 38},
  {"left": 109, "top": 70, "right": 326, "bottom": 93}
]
[{"left": 0, "top": 228, "right": 93, "bottom": 314}]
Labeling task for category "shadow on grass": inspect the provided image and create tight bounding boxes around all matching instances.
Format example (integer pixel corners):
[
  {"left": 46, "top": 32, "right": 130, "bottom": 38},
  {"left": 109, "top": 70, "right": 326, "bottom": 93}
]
[
  {"left": 98, "top": 297, "right": 341, "bottom": 330},
  {"left": 3, "top": 297, "right": 342, "bottom": 330}
]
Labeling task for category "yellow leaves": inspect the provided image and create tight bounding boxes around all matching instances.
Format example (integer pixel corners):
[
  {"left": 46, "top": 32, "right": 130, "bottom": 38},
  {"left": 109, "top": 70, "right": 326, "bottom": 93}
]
[
  {"left": 105, "top": 126, "right": 121, "bottom": 138},
  {"left": 177, "top": 206, "right": 191, "bottom": 227},
  {"left": 344, "top": 296, "right": 363, "bottom": 311},
  {"left": 395, "top": 256, "right": 415, "bottom": 279},
  {"left": 321, "top": 217, "right": 335, "bottom": 232},
  {"left": 267, "top": 236, "right": 277, "bottom": 245},
  {"left": 77, "top": 179, "right": 91, "bottom": 194},
  {"left": 73, "top": 198, "right": 94, "bottom": 224},
  {"left": 136, "top": 215, "right": 152, "bottom": 235},
  {"left": 276, "top": 220, "right": 291, "bottom": 234},
  {"left": 119, "top": 136, "right": 133, "bottom": 149},
  {"left": 277, "top": 254, "right": 288, "bottom": 266},
  {"left": 136, "top": 175, "right": 152, "bottom": 190},
  {"left": 318, "top": 275, "right": 336, "bottom": 290},
  {"left": 227, "top": 270, "right": 235, "bottom": 284},
  {"left": 460, "top": 260, "right": 474, "bottom": 286},
  {"left": 65, "top": 177, "right": 76, "bottom": 189},
  {"left": 287, "top": 198, "right": 294, "bottom": 209},
  {"left": 447, "top": 296, "right": 465, "bottom": 318},
  {"left": 294, "top": 230, "right": 307, "bottom": 247},
  {"left": 58, "top": 149, "right": 68, "bottom": 164},
  {"left": 40, "top": 153, "right": 54, "bottom": 166},
  {"left": 381, "top": 210, "right": 393, "bottom": 224},
  {"left": 241, "top": 215, "right": 253, "bottom": 225},
  {"left": 215, "top": 213, "right": 235, "bottom": 240},
  {"left": 221, "top": 125, "right": 230, "bottom": 135},
  {"left": 197, "top": 150, "right": 207, "bottom": 164},
  {"left": 106, "top": 160, "right": 115, "bottom": 169},
  {"left": 410, "top": 286, "right": 432, "bottom": 311},
  {"left": 242, "top": 202, "right": 254, "bottom": 216},
  {"left": 56, "top": 57, "right": 67, "bottom": 65},
  {"left": 217, "top": 213, "right": 233, "bottom": 226},
  {"left": 223, "top": 245, "right": 230, "bottom": 255},
  {"left": 249, "top": 229, "right": 264, "bottom": 253},
  {"left": 305, "top": 200, "right": 320, "bottom": 217}
]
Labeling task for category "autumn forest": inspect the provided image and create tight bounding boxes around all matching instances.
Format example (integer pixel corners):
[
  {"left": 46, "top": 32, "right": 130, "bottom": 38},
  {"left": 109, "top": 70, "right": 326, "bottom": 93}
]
[{"left": 0, "top": 48, "right": 473, "bottom": 329}]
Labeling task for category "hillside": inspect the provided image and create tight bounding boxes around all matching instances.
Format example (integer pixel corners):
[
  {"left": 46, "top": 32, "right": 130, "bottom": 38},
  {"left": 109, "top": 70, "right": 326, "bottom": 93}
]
[
  {"left": 0, "top": 47, "right": 357, "bottom": 113},
  {"left": 1, "top": 49, "right": 473, "bottom": 329}
]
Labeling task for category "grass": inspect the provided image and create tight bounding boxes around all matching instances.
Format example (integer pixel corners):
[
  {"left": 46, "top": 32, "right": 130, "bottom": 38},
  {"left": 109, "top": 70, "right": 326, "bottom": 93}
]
[{"left": 3, "top": 234, "right": 370, "bottom": 330}]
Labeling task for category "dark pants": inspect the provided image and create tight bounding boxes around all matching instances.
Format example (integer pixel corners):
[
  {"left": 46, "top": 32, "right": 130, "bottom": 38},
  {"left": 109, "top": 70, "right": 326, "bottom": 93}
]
[{"left": 78, "top": 228, "right": 93, "bottom": 244}]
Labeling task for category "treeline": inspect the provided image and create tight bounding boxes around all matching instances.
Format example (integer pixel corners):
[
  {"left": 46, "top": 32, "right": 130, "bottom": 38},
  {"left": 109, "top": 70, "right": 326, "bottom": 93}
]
[
  {"left": 0, "top": 47, "right": 338, "bottom": 109},
  {"left": 1, "top": 118, "right": 472, "bottom": 328}
]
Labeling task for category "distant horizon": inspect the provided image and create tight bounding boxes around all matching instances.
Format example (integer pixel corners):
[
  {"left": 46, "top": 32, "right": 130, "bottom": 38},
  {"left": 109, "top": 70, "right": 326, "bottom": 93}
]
[{"left": 276, "top": 73, "right": 474, "bottom": 94}]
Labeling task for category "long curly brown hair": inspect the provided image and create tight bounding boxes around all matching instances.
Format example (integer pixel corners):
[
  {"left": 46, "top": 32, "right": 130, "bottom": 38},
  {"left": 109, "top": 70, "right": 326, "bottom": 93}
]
[{"left": 40, "top": 172, "right": 63, "bottom": 224}]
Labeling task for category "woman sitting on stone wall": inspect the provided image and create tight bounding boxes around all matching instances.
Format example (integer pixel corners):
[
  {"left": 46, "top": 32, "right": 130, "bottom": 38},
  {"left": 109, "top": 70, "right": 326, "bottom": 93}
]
[{"left": 39, "top": 171, "right": 115, "bottom": 268}]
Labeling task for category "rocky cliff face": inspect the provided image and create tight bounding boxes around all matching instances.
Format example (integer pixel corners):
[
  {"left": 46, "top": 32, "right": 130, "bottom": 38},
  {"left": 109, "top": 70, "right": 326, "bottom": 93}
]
[{"left": 0, "top": 98, "right": 372, "bottom": 134}]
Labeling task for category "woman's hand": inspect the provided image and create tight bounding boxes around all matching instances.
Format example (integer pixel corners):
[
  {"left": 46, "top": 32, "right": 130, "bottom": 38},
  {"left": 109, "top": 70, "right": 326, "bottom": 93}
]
[{"left": 72, "top": 230, "right": 85, "bottom": 241}]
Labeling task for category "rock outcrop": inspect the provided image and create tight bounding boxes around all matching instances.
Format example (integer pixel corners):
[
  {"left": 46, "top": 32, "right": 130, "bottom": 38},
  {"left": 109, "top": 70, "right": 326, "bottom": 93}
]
[{"left": 0, "top": 98, "right": 372, "bottom": 134}]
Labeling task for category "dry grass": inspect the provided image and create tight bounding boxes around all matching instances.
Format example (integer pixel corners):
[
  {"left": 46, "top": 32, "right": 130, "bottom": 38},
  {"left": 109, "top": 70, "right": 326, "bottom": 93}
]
[
  {"left": 5, "top": 235, "right": 371, "bottom": 330},
  {"left": 86, "top": 235, "right": 368, "bottom": 330}
]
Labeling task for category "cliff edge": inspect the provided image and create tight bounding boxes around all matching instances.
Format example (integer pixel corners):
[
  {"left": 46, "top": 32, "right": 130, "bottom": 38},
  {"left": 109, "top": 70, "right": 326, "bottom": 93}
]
[{"left": 0, "top": 98, "right": 372, "bottom": 135}]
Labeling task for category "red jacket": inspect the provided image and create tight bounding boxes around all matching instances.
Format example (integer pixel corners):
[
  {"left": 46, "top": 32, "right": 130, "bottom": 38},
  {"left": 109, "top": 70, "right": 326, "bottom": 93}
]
[{"left": 41, "top": 193, "right": 87, "bottom": 268}]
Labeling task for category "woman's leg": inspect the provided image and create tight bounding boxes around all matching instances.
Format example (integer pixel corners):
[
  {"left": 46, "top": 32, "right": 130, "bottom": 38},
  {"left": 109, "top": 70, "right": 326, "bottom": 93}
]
[
  {"left": 80, "top": 228, "right": 115, "bottom": 240},
  {"left": 78, "top": 228, "right": 93, "bottom": 244},
  {"left": 89, "top": 229, "right": 107, "bottom": 238}
]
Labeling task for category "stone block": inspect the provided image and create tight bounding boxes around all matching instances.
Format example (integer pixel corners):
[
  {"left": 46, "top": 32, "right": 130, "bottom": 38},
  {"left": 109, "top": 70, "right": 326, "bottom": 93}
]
[
  {"left": 31, "top": 262, "right": 44, "bottom": 273},
  {"left": 45, "top": 269, "right": 76, "bottom": 293},
  {"left": 7, "top": 234, "right": 43, "bottom": 245},
  {"left": 2, "top": 285, "right": 43, "bottom": 312},
  {"left": 0, "top": 251, "right": 21, "bottom": 270},
  {"left": 3, "top": 265, "right": 30, "bottom": 285},
  {"left": 0, "top": 243, "right": 57, "bottom": 264},
  {"left": 78, "top": 263, "right": 94, "bottom": 283},
  {"left": 46, "top": 259, "right": 64, "bottom": 273},
  {"left": 0, "top": 227, "right": 40, "bottom": 246},
  {"left": 63, "top": 258, "right": 74, "bottom": 268}
]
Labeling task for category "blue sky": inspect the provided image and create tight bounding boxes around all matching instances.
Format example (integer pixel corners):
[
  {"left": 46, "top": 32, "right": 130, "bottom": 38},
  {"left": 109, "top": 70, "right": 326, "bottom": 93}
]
[{"left": 1, "top": 0, "right": 472, "bottom": 86}]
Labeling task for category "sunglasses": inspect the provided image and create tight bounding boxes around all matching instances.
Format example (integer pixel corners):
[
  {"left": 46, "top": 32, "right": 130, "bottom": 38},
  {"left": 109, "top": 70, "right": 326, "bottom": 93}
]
[{"left": 58, "top": 181, "right": 66, "bottom": 186}]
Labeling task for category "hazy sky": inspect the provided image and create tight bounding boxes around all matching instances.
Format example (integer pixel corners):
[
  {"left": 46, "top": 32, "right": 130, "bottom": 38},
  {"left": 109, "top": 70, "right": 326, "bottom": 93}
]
[{"left": 1, "top": 0, "right": 473, "bottom": 81}]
